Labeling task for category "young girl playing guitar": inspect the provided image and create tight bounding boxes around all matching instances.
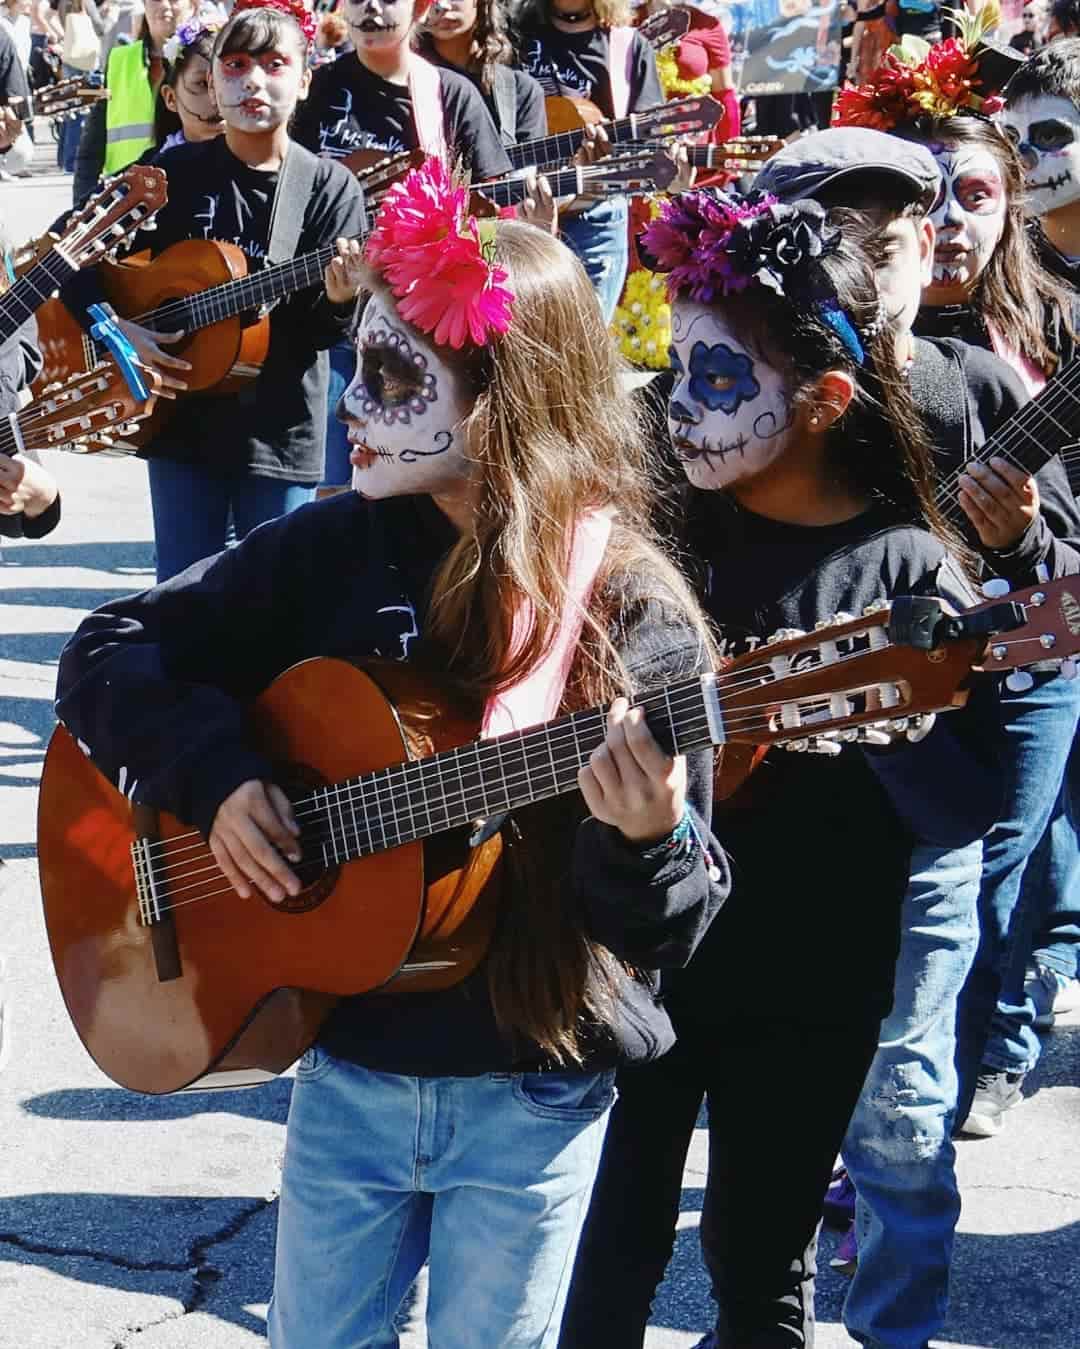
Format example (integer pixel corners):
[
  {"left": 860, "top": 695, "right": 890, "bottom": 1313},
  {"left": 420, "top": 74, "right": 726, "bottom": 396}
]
[
  {"left": 54, "top": 163, "right": 728, "bottom": 1348},
  {"left": 560, "top": 189, "right": 1002, "bottom": 1348},
  {"left": 61, "top": 0, "right": 368, "bottom": 583}
]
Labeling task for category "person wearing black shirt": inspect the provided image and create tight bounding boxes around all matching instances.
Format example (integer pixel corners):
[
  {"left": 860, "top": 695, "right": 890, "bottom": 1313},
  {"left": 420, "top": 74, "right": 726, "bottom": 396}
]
[
  {"left": 516, "top": 0, "right": 662, "bottom": 320},
  {"left": 61, "top": 1, "right": 368, "bottom": 582},
  {"left": 418, "top": 0, "right": 547, "bottom": 147},
  {"left": 561, "top": 189, "right": 999, "bottom": 1349},
  {"left": 291, "top": 0, "right": 512, "bottom": 494}
]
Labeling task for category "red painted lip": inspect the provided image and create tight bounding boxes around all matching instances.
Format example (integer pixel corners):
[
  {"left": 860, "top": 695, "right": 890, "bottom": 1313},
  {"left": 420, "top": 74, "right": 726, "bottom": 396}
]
[{"left": 349, "top": 445, "right": 379, "bottom": 469}]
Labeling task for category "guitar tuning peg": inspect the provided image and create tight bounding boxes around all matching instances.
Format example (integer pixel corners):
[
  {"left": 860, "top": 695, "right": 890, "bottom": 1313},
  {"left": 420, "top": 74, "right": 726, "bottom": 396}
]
[
  {"left": 862, "top": 600, "right": 889, "bottom": 615},
  {"left": 831, "top": 612, "right": 855, "bottom": 626},
  {"left": 981, "top": 577, "right": 1011, "bottom": 599},
  {"left": 1035, "top": 562, "right": 1050, "bottom": 584},
  {"left": 768, "top": 627, "right": 806, "bottom": 643},
  {"left": 1061, "top": 658, "right": 1078, "bottom": 681},
  {"left": 805, "top": 736, "right": 842, "bottom": 756},
  {"left": 1005, "top": 670, "right": 1035, "bottom": 694},
  {"left": 888, "top": 717, "right": 909, "bottom": 733},
  {"left": 784, "top": 738, "right": 809, "bottom": 753},
  {"left": 857, "top": 725, "right": 893, "bottom": 746}
]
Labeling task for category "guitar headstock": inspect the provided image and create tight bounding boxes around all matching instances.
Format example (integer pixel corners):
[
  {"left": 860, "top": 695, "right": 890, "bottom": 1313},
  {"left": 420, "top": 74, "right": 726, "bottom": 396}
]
[
  {"left": 347, "top": 148, "right": 424, "bottom": 202},
  {"left": 634, "top": 94, "right": 722, "bottom": 138},
  {"left": 55, "top": 166, "right": 167, "bottom": 272},
  {"left": 14, "top": 362, "right": 162, "bottom": 456},
  {"left": 970, "top": 576, "right": 1080, "bottom": 678},
  {"left": 714, "top": 606, "right": 985, "bottom": 752},
  {"left": 638, "top": 5, "right": 692, "bottom": 48},
  {"left": 579, "top": 149, "right": 679, "bottom": 196},
  {"left": 713, "top": 135, "right": 786, "bottom": 163},
  {"left": 36, "top": 78, "right": 109, "bottom": 120}
]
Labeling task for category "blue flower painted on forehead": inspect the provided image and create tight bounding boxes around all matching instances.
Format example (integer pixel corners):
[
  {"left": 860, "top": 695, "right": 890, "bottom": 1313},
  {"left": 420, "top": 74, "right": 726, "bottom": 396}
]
[
  {"left": 818, "top": 301, "right": 866, "bottom": 366},
  {"left": 688, "top": 341, "right": 760, "bottom": 413}
]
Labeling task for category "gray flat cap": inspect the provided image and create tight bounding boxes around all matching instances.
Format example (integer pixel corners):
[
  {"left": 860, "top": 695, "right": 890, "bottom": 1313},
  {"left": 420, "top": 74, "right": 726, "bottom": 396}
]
[{"left": 752, "top": 127, "right": 941, "bottom": 208}]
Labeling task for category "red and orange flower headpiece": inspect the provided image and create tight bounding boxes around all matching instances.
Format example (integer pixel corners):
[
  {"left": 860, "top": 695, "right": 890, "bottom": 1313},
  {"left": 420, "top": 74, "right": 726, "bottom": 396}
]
[
  {"left": 365, "top": 159, "right": 515, "bottom": 350},
  {"left": 833, "top": 2, "right": 1016, "bottom": 132},
  {"left": 231, "top": 0, "right": 318, "bottom": 47}
]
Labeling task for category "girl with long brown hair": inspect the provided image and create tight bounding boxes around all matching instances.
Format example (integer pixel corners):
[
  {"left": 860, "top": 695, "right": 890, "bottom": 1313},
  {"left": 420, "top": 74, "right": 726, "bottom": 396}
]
[{"left": 53, "top": 162, "right": 727, "bottom": 1349}]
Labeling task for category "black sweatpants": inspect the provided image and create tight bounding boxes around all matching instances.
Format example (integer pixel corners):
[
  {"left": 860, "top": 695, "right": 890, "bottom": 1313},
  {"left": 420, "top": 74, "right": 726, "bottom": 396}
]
[{"left": 558, "top": 1016, "right": 881, "bottom": 1349}]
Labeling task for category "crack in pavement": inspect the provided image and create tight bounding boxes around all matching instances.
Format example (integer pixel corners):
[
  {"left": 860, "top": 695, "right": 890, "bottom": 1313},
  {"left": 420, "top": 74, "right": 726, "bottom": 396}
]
[
  {"left": 966, "top": 1184, "right": 1080, "bottom": 1202},
  {"left": 0, "top": 1194, "right": 277, "bottom": 1347}
]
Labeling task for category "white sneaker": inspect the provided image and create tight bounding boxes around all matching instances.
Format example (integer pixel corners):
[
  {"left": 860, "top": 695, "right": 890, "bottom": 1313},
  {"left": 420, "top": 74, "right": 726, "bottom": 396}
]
[{"left": 1026, "top": 964, "right": 1080, "bottom": 1028}]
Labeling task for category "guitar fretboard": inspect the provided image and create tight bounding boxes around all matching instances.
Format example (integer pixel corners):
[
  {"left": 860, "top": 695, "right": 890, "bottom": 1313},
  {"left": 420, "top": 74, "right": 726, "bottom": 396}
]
[
  {"left": 302, "top": 674, "right": 716, "bottom": 867},
  {"left": 0, "top": 251, "right": 76, "bottom": 346},
  {"left": 938, "top": 354, "right": 1080, "bottom": 524},
  {"left": 507, "top": 113, "right": 640, "bottom": 173}
]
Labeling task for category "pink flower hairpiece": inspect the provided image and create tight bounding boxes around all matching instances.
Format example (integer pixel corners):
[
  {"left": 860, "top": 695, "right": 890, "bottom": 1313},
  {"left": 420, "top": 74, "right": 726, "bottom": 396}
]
[
  {"left": 231, "top": 0, "right": 317, "bottom": 47},
  {"left": 365, "top": 158, "right": 514, "bottom": 350}
]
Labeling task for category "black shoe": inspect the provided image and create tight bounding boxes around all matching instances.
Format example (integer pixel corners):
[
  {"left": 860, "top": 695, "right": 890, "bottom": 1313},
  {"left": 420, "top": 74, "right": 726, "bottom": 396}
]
[{"left": 958, "top": 1067, "right": 1025, "bottom": 1137}]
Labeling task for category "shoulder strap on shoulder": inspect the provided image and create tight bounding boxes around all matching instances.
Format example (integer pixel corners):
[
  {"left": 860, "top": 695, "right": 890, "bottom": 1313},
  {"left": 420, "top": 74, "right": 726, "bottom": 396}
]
[
  {"left": 267, "top": 141, "right": 320, "bottom": 265},
  {"left": 407, "top": 53, "right": 450, "bottom": 163},
  {"left": 608, "top": 26, "right": 634, "bottom": 119},
  {"left": 492, "top": 64, "right": 517, "bottom": 147}
]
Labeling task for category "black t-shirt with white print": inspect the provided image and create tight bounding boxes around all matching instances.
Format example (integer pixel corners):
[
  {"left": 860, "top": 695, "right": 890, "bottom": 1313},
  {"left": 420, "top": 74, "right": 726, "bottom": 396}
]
[
  {"left": 291, "top": 53, "right": 512, "bottom": 180},
  {"left": 516, "top": 25, "right": 662, "bottom": 119}
]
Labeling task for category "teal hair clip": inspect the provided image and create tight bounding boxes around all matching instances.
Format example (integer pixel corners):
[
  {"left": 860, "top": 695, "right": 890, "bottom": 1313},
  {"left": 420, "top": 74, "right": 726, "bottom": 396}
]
[{"left": 818, "top": 301, "right": 866, "bottom": 367}]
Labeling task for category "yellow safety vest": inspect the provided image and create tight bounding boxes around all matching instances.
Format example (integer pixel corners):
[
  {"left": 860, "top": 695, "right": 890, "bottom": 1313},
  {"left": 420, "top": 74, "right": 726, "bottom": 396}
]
[{"left": 102, "top": 40, "right": 156, "bottom": 174}]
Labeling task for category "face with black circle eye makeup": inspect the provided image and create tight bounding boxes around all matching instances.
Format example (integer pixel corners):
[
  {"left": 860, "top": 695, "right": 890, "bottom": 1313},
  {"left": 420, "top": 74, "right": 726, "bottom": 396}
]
[
  {"left": 338, "top": 293, "right": 473, "bottom": 500},
  {"left": 667, "top": 301, "right": 797, "bottom": 492},
  {"left": 1003, "top": 95, "right": 1080, "bottom": 217},
  {"left": 926, "top": 144, "right": 1007, "bottom": 292}
]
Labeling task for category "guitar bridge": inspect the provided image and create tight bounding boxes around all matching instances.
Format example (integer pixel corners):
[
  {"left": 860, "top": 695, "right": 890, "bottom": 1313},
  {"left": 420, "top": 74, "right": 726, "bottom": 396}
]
[{"left": 131, "top": 828, "right": 182, "bottom": 982}]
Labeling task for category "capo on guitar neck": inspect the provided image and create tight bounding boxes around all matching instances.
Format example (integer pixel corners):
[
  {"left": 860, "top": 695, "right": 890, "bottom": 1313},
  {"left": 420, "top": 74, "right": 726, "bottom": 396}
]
[
  {"left": 87, "top": 304, "right": 153, "bottom": 403},
  {"left": 887, "top": 595, "right": 1027, "bottom": 650}
]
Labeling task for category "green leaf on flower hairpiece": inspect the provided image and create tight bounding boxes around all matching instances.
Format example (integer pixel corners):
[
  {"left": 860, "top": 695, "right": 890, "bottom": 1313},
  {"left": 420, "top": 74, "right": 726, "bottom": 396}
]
[
  {"left": 941, "top": 0, "right": 1001, "bottom": 52},
  {"left": 891, "top": 34, "right": 932, "bottom": 67},
  {"left": 477, "top": 217, "right": 498, "bottom": 266}
]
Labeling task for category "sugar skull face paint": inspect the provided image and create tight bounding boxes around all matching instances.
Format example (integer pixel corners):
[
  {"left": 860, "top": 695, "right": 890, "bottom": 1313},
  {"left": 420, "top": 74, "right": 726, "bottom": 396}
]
[
  {"left": 213, "top": 45, "right": 308, "bottom": 132},
  {"left": 1003, "top": 94, "right": 1080, "bottom": 218},
  {"left": 339, "top": 292, "right": 472, "bottom": 500},
  {"left": 927, "top": 145, "right": 1007, "bottom": 291},
  {"left": 344, "top": 0, "right": 416, "bottom": 53},
  {"left": 668, "top": 301, "right": 796, "bottom": 492}
]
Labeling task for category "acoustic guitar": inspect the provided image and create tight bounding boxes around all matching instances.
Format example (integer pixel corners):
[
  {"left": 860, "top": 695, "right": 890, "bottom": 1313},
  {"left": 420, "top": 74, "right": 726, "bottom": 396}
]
[
  {"left": 29, "top": 154, "right": 674, "bottom": 448},
  {"left": 38, "top": 584, "right": 1063, "bottom": 1094},
  {"left": 0, "top": 166, "right": 166, "bottom": 348}
]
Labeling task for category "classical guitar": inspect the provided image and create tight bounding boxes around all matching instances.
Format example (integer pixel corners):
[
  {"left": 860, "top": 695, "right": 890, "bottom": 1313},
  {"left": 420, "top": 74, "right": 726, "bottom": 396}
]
[
  {"left": 35, "top": 76, "right": 109, "bottom": 121},
  {"left": 39, "top": 586, "right": 1060, "bottom": 1094},
  {"left": 0, "top": 166, "right": 166, "bottom": 349},
  {"left": 2, "top": 361, "right": 162, "bottom": 458},
  {"left": 29, "top": 155, "right": 673, "bottom": 448}
]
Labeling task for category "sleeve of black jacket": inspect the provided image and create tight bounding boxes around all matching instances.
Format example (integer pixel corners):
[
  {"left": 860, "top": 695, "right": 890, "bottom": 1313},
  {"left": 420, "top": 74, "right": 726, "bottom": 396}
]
[
  {"left": 53, "top": 504, "right": 338, "bottom": 841},
  {"left": 571, "top": 597, "right": 729, "bottom": 970}
]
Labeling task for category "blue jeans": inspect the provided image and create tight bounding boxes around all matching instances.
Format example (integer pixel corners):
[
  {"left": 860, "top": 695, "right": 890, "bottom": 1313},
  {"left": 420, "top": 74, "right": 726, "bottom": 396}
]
[
  {"left": 147, "top": 456, "right": 316, "bottom": 583},
  {"left": 560, "top": 197, "right": 629, "bottom": 325},
  {"left": 269, "top": 1050, "right": 615, "bottom": 1349},
  {"left": 842, "top": 839, "right": 982, "bottom": 1349},
  {"left": 1030, "top": 730, "right": 1080, "bottom": 981},
  {"left": 57, "top": 63, "right": 86, "bottom": 173},
  {"left": 956, "top": 673, "right": 1080, "bottom": 1117},
  {"left": 321, "top": 339, "right": 356, "bottom": 489}
]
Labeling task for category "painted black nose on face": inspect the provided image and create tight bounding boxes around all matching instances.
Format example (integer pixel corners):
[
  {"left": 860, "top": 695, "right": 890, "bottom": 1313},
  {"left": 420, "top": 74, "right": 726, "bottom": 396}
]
[
  {"left": 670, "top": 398, "right": 701, "bottom": 425},
  {"left": 1019, "top": 142, "right": 1040, "bottom": 172}
]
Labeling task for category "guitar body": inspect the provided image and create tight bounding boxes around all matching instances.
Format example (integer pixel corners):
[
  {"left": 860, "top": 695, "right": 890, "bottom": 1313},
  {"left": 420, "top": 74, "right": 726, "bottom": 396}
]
[
  {"left": 545, "top": 94, "right": 607, "bottom": 132},
  {"left": 38, "top": 658, "right": 503, "bottom": 1094},
  {"left": 32, "top": 240, "right": 270, "bottom": 451}
]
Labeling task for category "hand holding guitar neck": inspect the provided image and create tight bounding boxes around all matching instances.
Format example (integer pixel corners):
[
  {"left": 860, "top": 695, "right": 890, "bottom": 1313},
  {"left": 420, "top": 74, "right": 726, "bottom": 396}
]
[
  {"left": 324, "top": 236, "right": 367, "bottom": 307},
  {"left": 0, "top": 104, "right": 22, "bottom": 151},
  {"left": 519, "top": 170, "right": 557, "bottom": 235}
]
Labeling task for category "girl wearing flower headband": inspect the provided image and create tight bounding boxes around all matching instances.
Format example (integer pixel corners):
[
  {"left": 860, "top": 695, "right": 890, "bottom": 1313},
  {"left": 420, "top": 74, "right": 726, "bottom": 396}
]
[
  {"left": 154, "top": 3, "right": 228, "bottom": 150},
  {"left": 60, "top": 0, "right": 368, "bottom": 582},
  {"left": 54, "top": 161, "right": 728, "bottom": 1349},
  {"left": 560, "top": 189, "right": 1002, "bottom": 1349}
]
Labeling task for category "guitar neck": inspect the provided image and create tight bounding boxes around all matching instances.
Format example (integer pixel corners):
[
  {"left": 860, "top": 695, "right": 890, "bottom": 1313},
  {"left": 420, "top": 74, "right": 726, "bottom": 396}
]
[
  {"left": 304, "top": 674, "right": 719, "bottom": 865},
  {"left": 137, "top": 224, "right": 372, "bottom": 339},
  {"left": 506, "top": 112, "right": 639, "bottom": 173},
  {"left": 481, "top": 164, "right": 628, "bottom": 207},
  {"left": 939, "top": 355, "right": 1080, "bottom": 525},
  {"left": 0, "top": 250, "right": 77, "bottom": 347}
]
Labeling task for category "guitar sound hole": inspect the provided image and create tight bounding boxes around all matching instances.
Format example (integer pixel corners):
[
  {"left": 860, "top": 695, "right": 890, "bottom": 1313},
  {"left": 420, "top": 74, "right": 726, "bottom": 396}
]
[{"left": 264, "top": 763, "right": 341, "bottom": 915}]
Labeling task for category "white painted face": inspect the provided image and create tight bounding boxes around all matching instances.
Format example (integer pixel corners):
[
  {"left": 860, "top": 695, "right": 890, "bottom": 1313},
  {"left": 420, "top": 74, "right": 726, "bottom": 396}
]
[
  {"left": 668, "top": 301, "right": 797, "bottom": 493},
  {"left": 1003, "top": 94, "right": 1080, "bottom": 218},
  {"left": 213, "top": 42, "right": 308, "bottom": 133},
  {"left": 344, "top": 0, "right": 418, "bottom": 54},
  {"left": 340, "top": 293, "right": 473, "bottom": 500},
  {"left": 927, "top": 144, "right": 1007, "bottom": 290}
]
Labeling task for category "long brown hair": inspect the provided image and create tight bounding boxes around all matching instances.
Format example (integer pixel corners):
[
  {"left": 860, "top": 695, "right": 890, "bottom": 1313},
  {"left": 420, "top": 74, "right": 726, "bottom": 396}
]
[
  {"left": 908, "top": 116, "right": 1077, "bottom": 372},
  {"left": 415, "top": 0, "right": 514, "bottom": 95},
  {"left": 365, "top": 222, "right": 711, "bottom": 1065}
]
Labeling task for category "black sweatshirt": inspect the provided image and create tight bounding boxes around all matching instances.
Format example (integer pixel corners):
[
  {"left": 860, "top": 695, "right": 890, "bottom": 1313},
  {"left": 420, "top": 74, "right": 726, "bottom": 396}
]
[
  {"left": 516, "top": 25, "right": 662, "bottom": 119},
  {"left": 421, "top": 48, "right": 548, "bottom": 148},
  {"left": 291, "top": 55, "right": 512, "bottom": 181},
  {"left": 665, "top": 494, "right": 1003, "bottom": 1028},
  {"left": 911, "top": 332, "right": 1080, "bottom": 583},
  {"left": 60, "top": 138, "right": 368, "bottom": 483},
  {"left": 54, "top": 491, "right": 729, "bottom": 1075}
]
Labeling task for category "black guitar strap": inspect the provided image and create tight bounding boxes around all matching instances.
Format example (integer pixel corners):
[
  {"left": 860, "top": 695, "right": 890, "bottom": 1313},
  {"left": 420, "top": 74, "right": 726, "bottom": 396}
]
[{"left": 492, "top": 66, "right": 517, "bottom": 149}]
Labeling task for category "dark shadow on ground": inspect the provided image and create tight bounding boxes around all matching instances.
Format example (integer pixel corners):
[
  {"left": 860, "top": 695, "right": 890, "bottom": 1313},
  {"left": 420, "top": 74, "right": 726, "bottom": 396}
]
[{"left": 22, "top": 1076, "right": 294, "bottom": 1125}]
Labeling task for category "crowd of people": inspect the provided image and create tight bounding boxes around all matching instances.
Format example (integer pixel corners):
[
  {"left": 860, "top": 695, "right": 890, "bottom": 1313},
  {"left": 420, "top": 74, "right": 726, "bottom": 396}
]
[{"left": 1, "top": 0, "right": 1079, "bottom": 1346}]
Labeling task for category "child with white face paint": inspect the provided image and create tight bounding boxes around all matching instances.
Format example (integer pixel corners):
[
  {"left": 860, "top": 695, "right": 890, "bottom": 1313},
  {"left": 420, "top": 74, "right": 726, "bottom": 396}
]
[
  {"left": 1004, "top": 39, "right": 1080, "bottom": 274},
  {"left": 559, "top": 187, "right": 1004, "bottom": 1349},
  {"left": 55, "top": 161, "right": 728, "bottom": 1349}
]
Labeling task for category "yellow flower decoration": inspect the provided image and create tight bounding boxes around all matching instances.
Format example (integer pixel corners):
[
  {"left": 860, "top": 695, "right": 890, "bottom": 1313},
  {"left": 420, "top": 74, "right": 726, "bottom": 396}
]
[
  {"left": 656, "top": 44, "right": 711, "bottom": 100},
  {"left": 612, "top": 268, "right": 671, "bottom": 370}
]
